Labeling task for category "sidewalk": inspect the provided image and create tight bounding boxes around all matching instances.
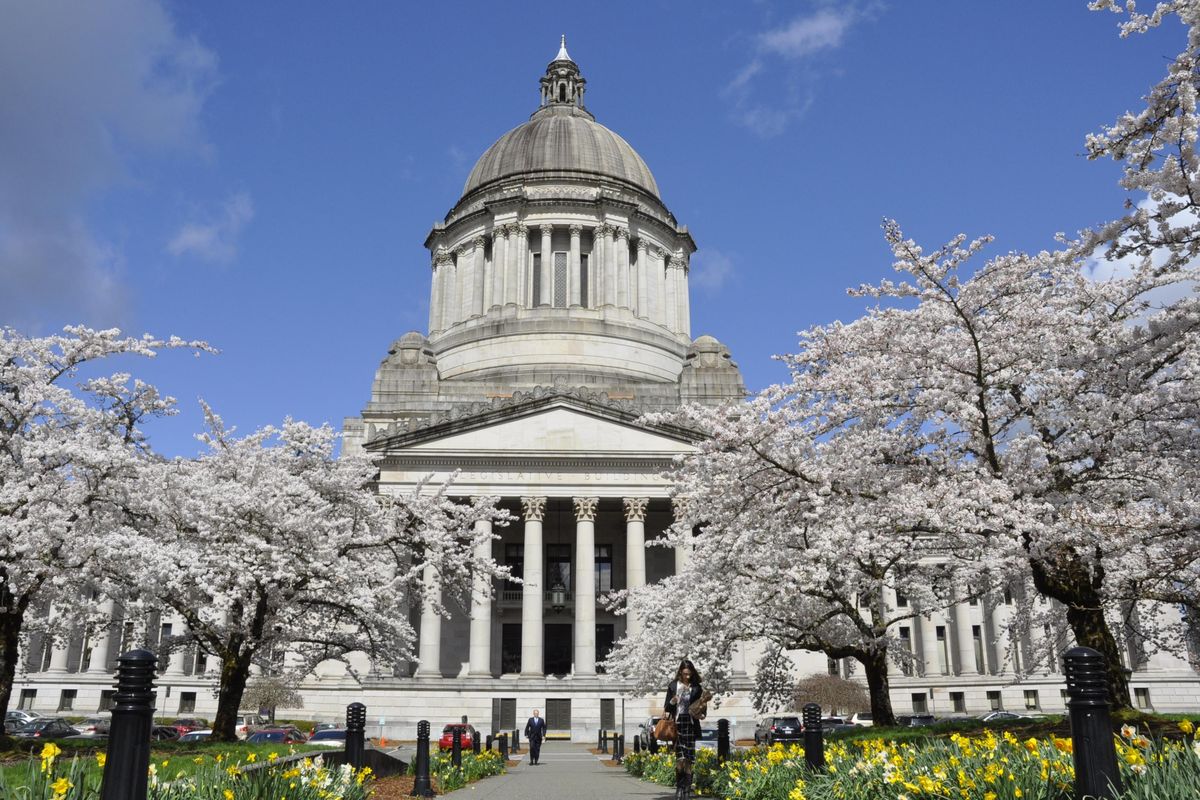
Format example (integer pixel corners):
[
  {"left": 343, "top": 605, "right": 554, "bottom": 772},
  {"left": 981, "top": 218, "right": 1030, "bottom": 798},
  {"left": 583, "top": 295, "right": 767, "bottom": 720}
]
[{"left": 444, "top": 743, "right": 674, "bottom": 799}]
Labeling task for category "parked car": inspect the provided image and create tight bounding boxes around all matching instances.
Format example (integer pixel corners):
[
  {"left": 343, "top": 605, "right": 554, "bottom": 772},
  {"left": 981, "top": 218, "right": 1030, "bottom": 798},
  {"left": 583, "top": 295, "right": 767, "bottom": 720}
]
[
  {"left": 247, "top": 728, "right": 308, "bottom": 744},
  {"left": 311, "top": 721, "right": 340, "bottom": 735},
  {"left": 75, "top": 716, "right": 111, "bottom": 737},
  {"left": 6, "top": 709, "right": 43, "bottom": 727},
  {"left": 170, "top": 717, "right": 209, "bottom": 735},
  {"left": 307, "top": 729, "right": 348, "bottom": 748},
  {"left": 178, "top": 729, "right": 213, "bottom": 743},
  {"left": 151, "top": 725, "right": 181, "bottom": 741},
  {"left": 848, "top": 712, "right": 874, "bottom": 727},
  {"left": 753, "top": 716, "right": 802, "bottom": 745},
  {"left": 977, "top": 711, "right": 1033, "bottom": 723},
  {"left": 437, "top": 724, "right": 477, "bottom": 750},
  {"left": 12, "top": 717, "right": 80, "bottom": 740},
  {"left": 235, "top": 712, "right": 266, "bottom": 740},
  {"left": 637, "top": 716, "right": 671, "bottom": 751},
  {"left": 695, "top": 727, "right": 720, "bottom": 751},
  {"left": 895, "top": 715, "right": 938, "bottom": 727}
]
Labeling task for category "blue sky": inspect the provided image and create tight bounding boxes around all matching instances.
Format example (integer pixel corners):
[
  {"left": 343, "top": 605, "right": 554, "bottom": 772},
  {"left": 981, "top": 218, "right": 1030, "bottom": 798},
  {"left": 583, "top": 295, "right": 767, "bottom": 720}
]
[{"left": 0, "top": 1, "right": 1183, "bottom": 457}]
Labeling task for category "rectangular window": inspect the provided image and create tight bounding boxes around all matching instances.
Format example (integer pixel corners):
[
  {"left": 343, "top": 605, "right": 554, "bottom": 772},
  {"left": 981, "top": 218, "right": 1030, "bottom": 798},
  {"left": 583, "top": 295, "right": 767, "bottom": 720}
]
[
  {"left": 98, "top": 690, "right": 116, "bottom": 712},
  {"left": 827, "top": 658, "right": 839, "bottom": 676},
  {"left": 898, "top": 627, "right": 913, "bottom": 676},
  {"left": 159, "top": 623, "right": 173, "bottom": 671},
  {"left": 987, "top": 690, "right": 1003, "bottom": 711},
  {"left": 600, "top": 699, "right": 616, "bottom": 731},
  {"left": 950, "top": 692, "right": 966, "bottom": 713},
  {"left": 595, "top": 544, "right": 613, "bottom": 592},
  {"left": 500, "top": 697, "right": 517, "bottom": 730},
  {"left": 546, "top": 545, "right": 571, "bottom": 594},
  {"left": 895, "top": 592, "right": 909, "bottom": 608},
  {"left": 505, "top": 543, "right": 524, "bottom": 581},
  {"left": 935, "top": 625, "right": 949, "bottom": 675},
  {"left": 532, "top": 253, "right": 542, "bottom": 306},
  {"left": 911, "top": 693, "right": 928, "bottom": 714},
  {"left": 545, "top": 698, "right": 571, "bottom": 731},
  {"left": 1134, "top": 688, "right": 1152, "bottom": 709},
  {"left": 501, "top": 623, "right": 521, "bottom": 675},
  {"left": 58, "top": 689, "right": 76, "bottom": 712},
  {"left": 39, "top": 638, "right": 53, "bottom": 672},
  {"left": 596, "top": 624, "right": 615, "bottom": 673},
  {"left": 179, "top": 692, "right": 196, "bottom": 714},
  {"left": 553, "top": 252, "right": 568, "bottom": 307},
  {"left": 579, "top": 254, "right": 589, "bottom": 307},
  {"left": 1024, "top": 690, "right": 1039, "bottom": 710},
  {"left": 18, "top": 689, "right": 36, "bottom": 710},
  {"left": 972, "top": 625, "right": 985, "bottom": 673}
]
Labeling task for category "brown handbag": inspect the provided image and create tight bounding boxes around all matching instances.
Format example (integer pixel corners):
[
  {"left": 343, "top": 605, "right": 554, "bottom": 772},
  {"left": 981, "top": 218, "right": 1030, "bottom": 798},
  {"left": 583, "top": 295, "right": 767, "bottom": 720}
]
[{"left": 653, "top": 714, "right": 677, "bottom": 742}]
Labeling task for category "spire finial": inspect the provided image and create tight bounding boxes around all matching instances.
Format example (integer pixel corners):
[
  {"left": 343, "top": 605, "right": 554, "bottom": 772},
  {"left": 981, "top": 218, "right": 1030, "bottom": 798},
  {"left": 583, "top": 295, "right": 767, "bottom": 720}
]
[{"left": 556, "top": 34, "right": 572, "bottom": 62}]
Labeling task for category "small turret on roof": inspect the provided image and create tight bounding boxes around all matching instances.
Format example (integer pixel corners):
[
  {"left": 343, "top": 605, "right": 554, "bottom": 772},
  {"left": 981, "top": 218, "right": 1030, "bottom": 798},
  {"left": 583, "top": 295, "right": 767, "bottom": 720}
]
[
  {"left": 541, "top": 35, "right": 586, "bottom": 110},
  {"left": 555, "top": 34, "right": 572, "bottom": 63}
]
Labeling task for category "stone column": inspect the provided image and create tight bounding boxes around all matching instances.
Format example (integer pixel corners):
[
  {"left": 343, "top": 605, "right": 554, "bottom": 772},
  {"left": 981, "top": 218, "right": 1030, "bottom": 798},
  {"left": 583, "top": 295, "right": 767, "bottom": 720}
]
[
  {"left": 952, "top": 598, "right": 977, "bottom": 675},
  {"left": 165, "top": 615, "right": 188, "bottom": 677},
  {"left": 623, "top": 498, "right": 648, "bottom": 639},
  {"left": 982, "top": 592, "right": 1001, "bottom": 674},
  {"left": 415, "top": 563, "right": 442, "bottom": 677},
  {"left": 917, "top": 612, "right": 940, "bottom": 677},
  {"left": 592, "top": 226, "right": 606, "bottom": 306},
  {"left": 678, "top": 254, "right": 692, "bottom": 337},
  {"left": 539, "top": 225, "right": 553, "bottom": 306},
  {"left": 504, "top": 225, "right": 520, "bottom": 306},
  {"left": 514, "top": 224, "right": 528, "bottom": 306},
  {"left": 602, "top": 226, "right": 617, "bottom": 307},
  {"left": 457, "top": 245, "right": 474, "bottom": 322},
  {"left": 615, "top": 227, "right": 630, "bottom": 309},
  {"left": 568, "top": 225, "right": 582, "bottom": 306},
  {"left": 671, "top": 497, "right": 691, "bottom": 575},
  {"left": 521, "top": 497, "right": 546, "bottom": 676},
  {"left": 437, "top": 250, "right": 456, "bottom": 330},
  {"left": 87, "top": 600, "right": 116, "bottom": 674},
  {"left": 468, "top": 515, "right": 494, "bottom": 676},
  {"left": 663, "top": 253, "right": 678, "bottom": 333},
  {"left": 573, "top": 497, "right": 598, "bottom": 676},
  {"left": 670, "top": 255, "right": 687, "bottom": 335},
  {"left": 45, "top": 635, "right": 71, "bottom": 674},
  {"left": 472, "top": 236, "right": 487, "bottom": 317},
  {"left": 490, "top": 227, "right": 506, "bottom": 310},
  {"left": 635, "top": 239, "right": 649, "bottom": 318},
  {"left": 429, "top": 258, "right": 444, "bottom": 334}
]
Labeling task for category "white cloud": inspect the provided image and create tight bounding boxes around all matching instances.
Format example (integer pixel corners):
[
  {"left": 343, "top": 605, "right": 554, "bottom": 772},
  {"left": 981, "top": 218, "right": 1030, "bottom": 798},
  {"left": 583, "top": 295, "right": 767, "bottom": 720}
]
[
  {"left": 691, "top": 249, "right": 737, "bottom": 293},
  {"left": 168, "top": 192, "right": 255, "bottom": 264},
  {"left": 759, "top": 9, "right": 853, "bottom": 59},
  {"left": 0, "top": 0, "right": 217, "bottom": 328}
]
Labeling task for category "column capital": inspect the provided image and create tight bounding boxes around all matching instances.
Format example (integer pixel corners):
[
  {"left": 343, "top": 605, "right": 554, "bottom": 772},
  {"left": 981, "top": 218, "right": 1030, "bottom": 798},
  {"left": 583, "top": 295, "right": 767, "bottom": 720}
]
[
  {"left": 434, "top": 248, "right": 454, "bottom": 266},
  {"left": 595, "top": 223, "right": 614, "bottom": 238},
  {"left": 569, "top": 224, "right": 583, "bottom": 236},
  {"left": 671, "top": 496, "right": 691, "bottom": 518},
  {"left": 539, "top": 223, "right": 554, "bottom": 236},
  {"left": 615, "top": 226, "right": 630, "bottom": 241},
  {"left": 669, "top": 255, "right": 687, "bottom": 271},
  {"left": 473, "top": 235, "right": 487, "bottom": 249},
  {"left": 521, "top": 496, "right": 547, "bottom": 521},
  {"left": 623, "top": 497, "right": 649, "bottom": 522},
  {"left": 456, "top": 244, "right": 471, "bottom": 258},
  {"left": 514, "top": 223, "right": 528, "bottom": 236},
  {"left": 491, "top": 227, "right": 505, "bottom": 242},
  {"left": 573, "top": 496, "right": 599, "bottom": 521},
  {"left": 654, "top": 246, "right": 668, "bottom": 259},
  {"left": 636, "top": 238, "right": 649, "bottom": 252}
]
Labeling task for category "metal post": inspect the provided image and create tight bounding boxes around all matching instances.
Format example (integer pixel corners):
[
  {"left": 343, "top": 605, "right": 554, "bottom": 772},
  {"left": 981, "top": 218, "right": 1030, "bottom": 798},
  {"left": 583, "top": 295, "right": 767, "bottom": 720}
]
[
  {"left": 802, "top": 703, "right": 825, "bottom": 771},
  {"left": 1064, "top": 647, "right": 1123, "bottom": 800},
  {"left": 412, "top": 720, "right": 434, "bottom": 797},
  {"left": 472, "top": 733, "right": 481, "bottom": 754},
  {"left": 633, "top": 732, "right": 642, "bottom": 754},
  {"left": 499, "top": 732, "right": 509, "bottom": 762},
  {"left": 514, "top": 727, "right": 522, "bottom": 753},
  {"left": 615, "top": 733, "right": 624, "bottom": 763},
  {"left": 717, "top": 718, "right": 731, "bottom": 765},
  {"left": 599, "top": 728, "right": 608, "bottom": 753},
  {"left": 346, "top": 702, "right": 366, "bottom": 770},
  {"left": 485, "top": 733, "right": 493, "bottom": 751},
  {"left": 99, "top": 649, "right": 157, "bottom": 800},
  {"left": 451, "top": 725, "right": 462, "bottom": 768}
]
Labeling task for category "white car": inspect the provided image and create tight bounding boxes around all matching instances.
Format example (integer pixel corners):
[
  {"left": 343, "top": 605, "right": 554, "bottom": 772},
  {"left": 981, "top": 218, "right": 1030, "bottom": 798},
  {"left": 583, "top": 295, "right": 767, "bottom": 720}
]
[
  {"left": 235, "top": 712, "right": 266, "bottom": 740},
  {"left": 849, "top": 712, "right": 873, "bottom": 727},
  {"left": 306, "top": 728, "right": 348, "bottom": 748},
  {"left": 179, "top": 729, "right": 213, "bottom": 743}
]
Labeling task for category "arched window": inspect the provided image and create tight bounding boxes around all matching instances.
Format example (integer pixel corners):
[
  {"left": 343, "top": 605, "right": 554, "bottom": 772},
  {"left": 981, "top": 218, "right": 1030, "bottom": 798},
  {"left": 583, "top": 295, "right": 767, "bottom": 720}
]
[{"left": 558, "top": 83, "right": 566, "bottom": 102}]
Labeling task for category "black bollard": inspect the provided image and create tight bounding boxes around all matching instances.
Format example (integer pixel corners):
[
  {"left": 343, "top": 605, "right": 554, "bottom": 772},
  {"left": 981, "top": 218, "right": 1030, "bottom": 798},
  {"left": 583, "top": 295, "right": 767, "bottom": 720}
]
[
  {"left": 99, "top": 649, "right": 157, "bottom": 800},
  {"left": 717, "top": 718, "right": 731, "bottom": 765},
  {"left": 412, "top": 720, "right": 434, "bottom": 797},
  {"left": 346, "top": 702, "right": 366, "bottom": 770},
  {"left": 633, "top": 732, "right": 642, "bottom": 754},
  {"left": 499, "top": 732, "right": 509, "bottom": 762},
  {"left": 802, "top": 703, "right": 825, "bottom": 771},
  {"left": 472, "top": 732, "right": 481, "bottom": 754},
  {"left": 512, "top": 728, "right": 521, "bottom": 754},
  {"left": 486, "top": 733, "right": 493, "bottom": 751},
  {"left": 451, "top": 725, "right": 462, "bottom": 767},
  {"left": 615, "top": 733, "right": 624, "bottom": 763},
  {"left": 1064, "top": 647, "right": 1123, "bottom": 800},
  {"left": 599, "top": 728, "right": 608, "bottom": 753}
]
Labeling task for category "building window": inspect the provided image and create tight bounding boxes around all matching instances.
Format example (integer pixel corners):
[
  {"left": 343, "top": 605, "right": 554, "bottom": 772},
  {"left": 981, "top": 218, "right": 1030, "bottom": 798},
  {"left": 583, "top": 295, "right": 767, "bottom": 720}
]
[
  {"left": 1134, "top": 688, "right": 1152, "bottom": 709},
  {"left": 553, "top": 252, "right": 567, "bottom": 307},
  {"left": 898, "top": 627, "right": 913, "bottom": 676},
  {"left": 504, "top": 544, "right": 524, "bottom": 581},
  {"left": 600, "top": 698, "right": 616, "bottom": 730},
  {"left": 18, "top": 689, "right": 36, "bottom": 710},
  {"left": 532, "top": 253, "right": 542, "bottom": 305},
  {"left": 987, "top": 690, "right": 1003, "bottom": 711},
  {"left": 58, "top": 689, "right": 76, "bottom": 712},
  {"left": 501, "top": 623, "right": 521, "bottom": 675},
  {"left": 911, "top": 693, "right": 928, "bottom": 714},
  {"left": 546, "top": 545, "right": 571, "bottom": 594},
  {"left": 595, "top": 545, "right": 613, "bottom": 592},
  {"left": 179, "top": 692, "right": 196, "bottom": 714},
  {"left": 1024, "top": 690, "right": 1040, "bottom": 710},
  {"left": 490, "top": 697, "right": 516, "bottom": 731},
  {"left": 895, "top": 592, "right": 909, "bottom": 608},
  {"left": 39, "top": 638, "right": 53, "bottom": 672},
  {"left": 545, "top": 698, "right": 571, "bottom": 731},
  {"left": 972, "top": 625, "right": 985, "bottom": 673},
  {"left": 596, "top": 623, "right": 615, "bottom": 672},
  {"left": 98, "top": 690, "right": 116, "bottom": 712},
  {"left": 950, "top": 691, "right": 966, "bottom": 713},
  {"left": 579, "top": 254, "right": 589, "bottom": 307},
  {"left": 935, "top": 626, "right": 950, "bottom": 675},
  {"left": 827, "top": 658, "right": 839, "bottom": 676}
]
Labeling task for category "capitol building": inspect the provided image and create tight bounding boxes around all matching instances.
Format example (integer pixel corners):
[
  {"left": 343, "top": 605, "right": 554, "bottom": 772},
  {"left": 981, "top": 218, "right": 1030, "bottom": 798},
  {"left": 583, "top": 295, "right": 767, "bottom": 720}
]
[{"left": 12, "top": 41, "right": 1199, "bottom": 738}]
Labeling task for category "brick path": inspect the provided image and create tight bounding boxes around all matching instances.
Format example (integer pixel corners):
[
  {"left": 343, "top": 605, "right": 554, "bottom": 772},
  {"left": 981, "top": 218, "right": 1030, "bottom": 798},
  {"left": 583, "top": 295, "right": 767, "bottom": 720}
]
[{"left": 443, "top": 743, "right": 674, "bottom": 799}]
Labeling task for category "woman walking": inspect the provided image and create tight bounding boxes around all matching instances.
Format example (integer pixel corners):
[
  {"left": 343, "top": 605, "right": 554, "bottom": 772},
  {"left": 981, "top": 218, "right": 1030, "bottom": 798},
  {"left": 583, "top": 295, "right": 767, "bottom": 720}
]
[{"left": 663, "top": 659, "right": 704, "bottom": 800}]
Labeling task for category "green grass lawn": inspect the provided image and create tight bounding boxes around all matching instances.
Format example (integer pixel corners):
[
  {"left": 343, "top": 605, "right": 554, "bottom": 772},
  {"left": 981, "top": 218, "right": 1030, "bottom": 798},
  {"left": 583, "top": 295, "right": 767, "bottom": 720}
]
[{"left": 822, "top": 709, "right": 1194, "bottom": 744}]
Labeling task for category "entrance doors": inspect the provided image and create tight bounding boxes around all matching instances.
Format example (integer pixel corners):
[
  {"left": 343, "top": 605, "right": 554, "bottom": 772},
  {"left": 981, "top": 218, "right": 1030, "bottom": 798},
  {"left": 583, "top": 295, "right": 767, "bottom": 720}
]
[{"left": 544, "top": 623, "right": 571, "bottom": 676}]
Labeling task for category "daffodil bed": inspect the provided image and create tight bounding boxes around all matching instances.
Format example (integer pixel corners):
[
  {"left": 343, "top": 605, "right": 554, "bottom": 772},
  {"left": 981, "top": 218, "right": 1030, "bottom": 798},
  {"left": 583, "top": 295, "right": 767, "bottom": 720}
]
[
  {"left": 624, "top": 720, "right": 1200, "bottom": 800},
  {"left": 0, "top": 742, "right": 373, "bottom": 799},
  {"left": 410, "top": 748, "right": 506, "bottom": 793}
]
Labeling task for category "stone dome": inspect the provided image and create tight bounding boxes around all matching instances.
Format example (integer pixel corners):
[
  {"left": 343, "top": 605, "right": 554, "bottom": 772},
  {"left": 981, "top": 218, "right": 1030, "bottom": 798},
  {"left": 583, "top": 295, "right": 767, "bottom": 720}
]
[{"left": 463, "top": 105, "right": 660, "bottom": 200}]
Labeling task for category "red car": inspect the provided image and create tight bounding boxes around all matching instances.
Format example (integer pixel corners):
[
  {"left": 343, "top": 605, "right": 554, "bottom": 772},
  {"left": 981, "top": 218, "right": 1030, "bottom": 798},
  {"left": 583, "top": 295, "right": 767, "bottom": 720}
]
[
  {"left": 170, "top": 718, "right": 209, "bottom": 735},
  {"left": 438, "top": 724, "right": 477, "bottom": 750}
]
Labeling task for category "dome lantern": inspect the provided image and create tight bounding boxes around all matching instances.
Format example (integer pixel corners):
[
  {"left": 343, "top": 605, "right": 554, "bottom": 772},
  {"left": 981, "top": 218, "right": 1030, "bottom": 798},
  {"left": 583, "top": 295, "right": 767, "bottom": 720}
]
[{"left": 539, "top": 35, "right": 587, "bottom": 112}]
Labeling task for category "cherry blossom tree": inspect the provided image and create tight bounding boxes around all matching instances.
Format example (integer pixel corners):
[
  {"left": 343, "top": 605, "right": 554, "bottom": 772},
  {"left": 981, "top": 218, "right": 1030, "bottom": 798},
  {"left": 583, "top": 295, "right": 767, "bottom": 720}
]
[
  {"left": 116, "top": 406, "right": 508, "bottom": 741},
  {"left": 0, "top": 326, "right": 208, "bottom": 734}
]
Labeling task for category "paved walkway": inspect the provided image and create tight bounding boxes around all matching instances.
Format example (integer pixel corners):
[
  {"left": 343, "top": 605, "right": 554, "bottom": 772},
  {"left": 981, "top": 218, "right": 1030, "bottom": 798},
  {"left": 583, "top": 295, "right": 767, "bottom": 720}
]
[{"left": 444, "top": 743, "right": 674, "bottom": 800}]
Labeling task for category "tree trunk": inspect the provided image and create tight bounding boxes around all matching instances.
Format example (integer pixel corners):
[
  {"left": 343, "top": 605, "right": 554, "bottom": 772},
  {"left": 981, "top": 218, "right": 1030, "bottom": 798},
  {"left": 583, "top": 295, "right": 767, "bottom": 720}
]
[
  {"left": 858, "top": 648, "right": 896, "bottom": 727},
  {"left": 0, "top": 606, "right": 23, "bottom": 742},
  {"left": 1066, "top": 603, "right": 1132, "bottom": 711},
  {"left": 211, "top": 650, "right": 254, "bottom": 742}
]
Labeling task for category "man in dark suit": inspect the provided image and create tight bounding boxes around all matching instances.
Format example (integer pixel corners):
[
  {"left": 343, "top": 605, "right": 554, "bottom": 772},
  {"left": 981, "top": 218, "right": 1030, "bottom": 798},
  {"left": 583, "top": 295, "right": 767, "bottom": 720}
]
[{"left": 524, "top": 708, "right": 547, "bottom": 765}]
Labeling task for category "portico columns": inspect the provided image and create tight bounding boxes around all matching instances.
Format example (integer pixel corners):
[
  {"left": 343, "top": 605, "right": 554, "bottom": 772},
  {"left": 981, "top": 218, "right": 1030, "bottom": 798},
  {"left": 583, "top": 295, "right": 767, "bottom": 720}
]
[
  {"left": 573, "top": 497, "right": 598, "bottom": 676},
  {"left": 616, "top": 227, "right": 630, "bottom": 308},
  {"left": 670, "top": 255, "right": 688, "bottom": 335},
  {"left": 521, "top": 497, "right": 546, "bottom": 676},
  {"left": 678, "top": 254, "right": 691, "bottom": 337},
  {"left": 45, "top": 605, "right": 71, "bottom": 674},
  {"left": 490, "top": 228, "right": 505, "bottom": 310},
  {"left": 87, "top": 600, "right": 116, "bottom": 674},
  {"left": 539, "top": 225, "right": 553, "bottom": 306},
  {"left": 472, "top": 236, "right": 487, "bottom": 317},
  {"left": 437, "top": 249, "right": 456, "bottom": 330},
  {"left": 635, "top": 239, "right": 649, "bottom": 318},
  {"left": 952, "top": 597, "right": 978, "bottom": 675},
  {"left": 457, "top": 245, "right": 474, "bottom": 321},
  {"left": 166, "top": 615, "right": 188, "bottom": 677},
  {"left": 415, "top": 563, "right": 442, "bottom": 677},
  {"left": 504, "top": 225, "right": 519, "bottom": 306},
  {"left": 602, "top": 226, "right": 617, "bottom": 307},
  {"left": 513, "top": 224, "right": 528, "bottom": 306},
  {"left": 429, "top": 260, "right": 444, "bottom": 334},
  {"left": 468, "top": 515, "right": 494, "bottom": 676},
  {"left": 663, "top": 251, "right": 678, "bottom": 333},
  {"left": 623, "top": 498, "right": 648, "bottom": 639},
  {"left": 671, "top": 497, "right": 691, "bottom": 575},
  {"left": 569, "top": 225, "right": 582, "bottom": 306}
]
